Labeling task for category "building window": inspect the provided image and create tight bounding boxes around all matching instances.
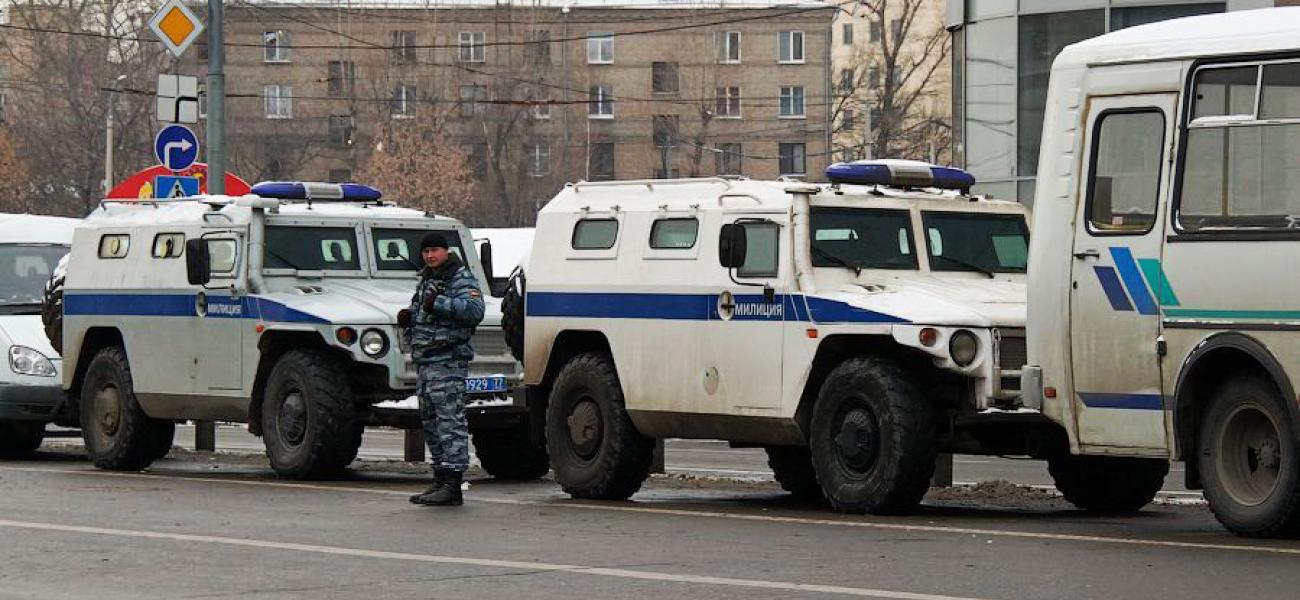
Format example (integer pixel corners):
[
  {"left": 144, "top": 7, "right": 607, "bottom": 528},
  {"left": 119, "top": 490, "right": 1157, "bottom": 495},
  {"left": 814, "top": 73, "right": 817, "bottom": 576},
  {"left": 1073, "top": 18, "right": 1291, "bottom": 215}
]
[
  {"left": 715, "top": 86, "right": 741, "bottom": 118},
  {"left": 1111, "top": 3, "right": 1224, "bottom": 30},
  {"left": 778, "top": 31, "right": 804, "bottom": 63},
  {"left": 652, "top": 115, "right": 679, "bottom": 148},
  {"left": 532, "top": 100, "right": 551, "bottom": 120},
  {"left": 263, "top": 30, "right": 290, "bottom": 62},
  {"left": 869, "top": 66, "right": 881, "bottom": 87},
  {"left": 843, "top": 108, "right": 856, "bottom": 130},
  {"left": 328, "top": 169, "right": 352, "bottom": 183},
  {"left": 839, "top": 68, "right": 855, "bottom": 93},
  {"left": 1018, "top": 10, "right": 1105, "bottom": 178},
  {"left": 264, "top": 85, "right": 292, "bottom": 118},
  {"left": 652, "top": 62, "right": 680, "bottom": 94},
  {"left": 391, "top": 84, "right": 416, "bottom": 118},
  {"left": 779, "top": 86, "right": 805, "bottom": 118},
  {"left": 586, "top": 32, "right": 614, "bottom": 64},
  {"left": 870, "top": 21, "right": 882, "bottom": 42},
  {"left": 716, "top": 30, "right": 741, "bottom": 63},
  {"left": 528, "top": 30, "right": 552, "bottom": 66},
  {"left": 716, "top": 142, "right": 742, "bottom": 175},
  {"left": 459, "top": 32, "right": 486, "bottom": 63},
  {"left": 327, "top": 61, "right": 355, "bottom": 97},
  {"left": 392, "top": 31, "right": 417, "bottom": 63},
  {"left": 891, "top": 19, "right": 903, "bottom": 39},
  {"left": 589, "top": 142, "right": 615, "bottom": 180},
  {"left": 869, "top": 106, "right": 882, "bottom": 132},
  {"left": 328, "top": 115, "right": 355, "bottom": 147},
  {"left": 463, "top": 143, "right": 488, "bottom": 179},
  {"left": 459, "top": 84, "right": 487, "bottom": 118},
  {"left": 778, "top": 142, "right": 806, "bottom": 176},
  {"left": 527, "top": 143, "right": 550, "bottom": 177},
  {"left": 589, "top": 85, "right": 614, "bottom": 118},
  {"left": 842, "top": 23, "right": 853, "bottom": 45}
]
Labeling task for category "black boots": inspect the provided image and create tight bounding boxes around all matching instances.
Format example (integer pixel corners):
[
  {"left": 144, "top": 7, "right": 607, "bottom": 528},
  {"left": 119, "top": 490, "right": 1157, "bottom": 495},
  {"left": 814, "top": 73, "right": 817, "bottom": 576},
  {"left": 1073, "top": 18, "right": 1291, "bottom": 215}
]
[{"left": 411, "top": 469, "right": 464, "bottom": 506}]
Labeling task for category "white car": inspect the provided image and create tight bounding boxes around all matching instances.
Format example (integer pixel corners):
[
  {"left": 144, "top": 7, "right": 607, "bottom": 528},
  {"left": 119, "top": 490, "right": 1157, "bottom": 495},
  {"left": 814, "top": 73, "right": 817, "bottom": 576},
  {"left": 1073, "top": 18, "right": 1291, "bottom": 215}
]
[{"left": 0, "top": 213, "right": 78, "bottom": 457}]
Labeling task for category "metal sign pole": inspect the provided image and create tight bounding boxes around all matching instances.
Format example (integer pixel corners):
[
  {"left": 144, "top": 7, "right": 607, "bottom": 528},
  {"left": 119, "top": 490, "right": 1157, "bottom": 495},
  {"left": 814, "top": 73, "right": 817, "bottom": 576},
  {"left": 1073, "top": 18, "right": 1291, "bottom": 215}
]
[{"left": 206, "top": 0, "right": 225, "bottom": 195}]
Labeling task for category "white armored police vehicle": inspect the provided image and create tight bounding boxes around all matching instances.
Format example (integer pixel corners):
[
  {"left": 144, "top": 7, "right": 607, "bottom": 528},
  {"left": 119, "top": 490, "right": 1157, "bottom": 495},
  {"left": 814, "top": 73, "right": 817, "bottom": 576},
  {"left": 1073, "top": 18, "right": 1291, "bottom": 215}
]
[
  {"left": 1026, "top": 8, "right": 1300, "bottom": 537},
  {"left": 53, "top": 182, "right": 545, "bottom": 479},
  {"left": 511, "top": 161, "right": 1047, "bottom": 513}
]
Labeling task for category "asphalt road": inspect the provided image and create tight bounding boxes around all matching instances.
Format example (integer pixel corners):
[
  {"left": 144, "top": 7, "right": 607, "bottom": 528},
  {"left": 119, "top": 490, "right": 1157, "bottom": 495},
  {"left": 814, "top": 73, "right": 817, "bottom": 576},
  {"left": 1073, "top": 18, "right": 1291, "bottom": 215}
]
[{"left": 1, "top": 447, "right": 1296, "bottom": 600}]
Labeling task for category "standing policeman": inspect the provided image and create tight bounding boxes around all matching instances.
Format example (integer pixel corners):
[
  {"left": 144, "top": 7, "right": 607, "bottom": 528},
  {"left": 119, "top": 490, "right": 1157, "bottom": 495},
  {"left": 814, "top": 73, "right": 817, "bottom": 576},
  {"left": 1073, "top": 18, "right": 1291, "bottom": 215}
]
[{"left": 399, "top": 232, "right": 485, "bottom": 506}]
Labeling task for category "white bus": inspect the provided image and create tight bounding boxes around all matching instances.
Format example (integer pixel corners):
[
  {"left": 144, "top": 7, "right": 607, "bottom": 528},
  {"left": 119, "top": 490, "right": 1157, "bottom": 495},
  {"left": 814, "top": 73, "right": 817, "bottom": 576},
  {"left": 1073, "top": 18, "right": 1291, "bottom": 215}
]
[{"left": 1025, "top": 7, "right": 1300, "bottom": 537}]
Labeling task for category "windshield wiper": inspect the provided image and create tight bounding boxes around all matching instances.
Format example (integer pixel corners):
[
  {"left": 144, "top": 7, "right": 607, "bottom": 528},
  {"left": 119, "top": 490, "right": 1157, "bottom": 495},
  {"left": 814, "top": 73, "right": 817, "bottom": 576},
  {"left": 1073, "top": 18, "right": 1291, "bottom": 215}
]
[
  {"left": 812, "top": 246, "right": 866, "bottom": 276},
  {"left": 264, "top": 247, "right": 308, "bottom": 271},
  {"left": 933, "top": 255, "right": 996, "bottom": 278},
  {"left": 0, "top": 302, "right": 42, "bottom": 315}
]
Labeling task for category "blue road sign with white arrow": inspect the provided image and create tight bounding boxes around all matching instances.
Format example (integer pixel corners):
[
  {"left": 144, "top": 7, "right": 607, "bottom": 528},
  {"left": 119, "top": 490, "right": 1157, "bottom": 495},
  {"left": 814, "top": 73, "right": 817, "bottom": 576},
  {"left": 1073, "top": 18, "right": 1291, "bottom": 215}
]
[{"left": 154, "top": 124, "right": 199, "bottom": 172}]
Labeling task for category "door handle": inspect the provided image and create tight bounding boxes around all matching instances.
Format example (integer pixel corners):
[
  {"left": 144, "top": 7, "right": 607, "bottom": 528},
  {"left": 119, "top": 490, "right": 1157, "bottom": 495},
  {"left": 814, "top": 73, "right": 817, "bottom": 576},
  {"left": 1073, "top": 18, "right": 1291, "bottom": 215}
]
[{"left": 1073, "top": 249, "right": 1101, "bottom": 260}]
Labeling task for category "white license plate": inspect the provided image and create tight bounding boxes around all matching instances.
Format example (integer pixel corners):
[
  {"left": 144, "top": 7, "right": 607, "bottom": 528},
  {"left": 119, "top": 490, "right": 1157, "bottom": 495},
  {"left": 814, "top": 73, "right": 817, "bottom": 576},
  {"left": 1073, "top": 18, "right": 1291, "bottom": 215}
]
[{"left": 465, "top": 376, "right": 507, "bottom": 394}]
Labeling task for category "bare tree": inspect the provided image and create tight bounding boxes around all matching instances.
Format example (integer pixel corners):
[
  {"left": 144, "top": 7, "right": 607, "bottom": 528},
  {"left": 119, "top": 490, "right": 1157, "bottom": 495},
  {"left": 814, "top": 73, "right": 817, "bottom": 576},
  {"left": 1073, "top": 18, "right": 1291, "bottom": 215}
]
[
  {"left": 0, "top": 128, "right": 36, "bottom": 212},
  {"left": 834, "top": 0, "right": 951, "bottom": 163},
  {"left": 358, "top": 113, "right": 475, "bottom": 218},
  {"left": 1, "top": 0, "right": 167, "bottom": 215}
]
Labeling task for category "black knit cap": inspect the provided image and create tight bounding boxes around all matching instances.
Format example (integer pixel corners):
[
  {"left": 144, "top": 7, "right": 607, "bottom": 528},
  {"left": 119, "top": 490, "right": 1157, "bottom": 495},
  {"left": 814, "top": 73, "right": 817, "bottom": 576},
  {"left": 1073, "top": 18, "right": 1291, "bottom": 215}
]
[{"left": 420, "top": 231, "right": 450, "bottom": 251}]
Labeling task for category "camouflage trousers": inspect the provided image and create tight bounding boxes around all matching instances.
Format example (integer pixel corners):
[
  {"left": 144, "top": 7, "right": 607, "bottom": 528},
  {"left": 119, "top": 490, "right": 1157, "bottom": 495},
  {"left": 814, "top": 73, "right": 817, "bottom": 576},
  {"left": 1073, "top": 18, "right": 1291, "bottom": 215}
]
[{"left": 417, "top": 359, "right": 470, "bottom": 473}]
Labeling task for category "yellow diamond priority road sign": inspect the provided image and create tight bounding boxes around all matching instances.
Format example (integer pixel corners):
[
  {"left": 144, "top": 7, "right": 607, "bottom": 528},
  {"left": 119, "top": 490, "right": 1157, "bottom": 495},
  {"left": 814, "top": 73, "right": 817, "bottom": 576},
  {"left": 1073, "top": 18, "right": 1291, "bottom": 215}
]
[{"left": 148, "top": 0, "right": 205, "bottom": 58}]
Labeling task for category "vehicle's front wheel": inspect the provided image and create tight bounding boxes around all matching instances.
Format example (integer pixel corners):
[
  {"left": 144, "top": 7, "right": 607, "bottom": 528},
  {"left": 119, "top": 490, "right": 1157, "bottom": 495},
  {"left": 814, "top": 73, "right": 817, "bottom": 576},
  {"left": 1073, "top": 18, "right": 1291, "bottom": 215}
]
[
  {"left": 809, "top": 357, "right": 936, "bottom": 514},
  {"left": 546, "top": 353, "right": 654, "bottom": 499},
  {"left": 765, "top": 446, "right": 823, "bottom": 502},
  {"left": 1199, "top": 375, "right": 1300, "bottom": 537},
  {"left": 474, "top": 423, "right": 550, "bottom": 480},
  {"left": 79, "top": 346, "right": 171, "bottom": 470},
  {"left": 261, "top": 349, "right": 363, "bottom": 479},
  {"left": 0, "top": 421, "right": 45, "bottom": 457},
  {"left": 1048, "top": 455, "right": 1168, "bottom": 513}
]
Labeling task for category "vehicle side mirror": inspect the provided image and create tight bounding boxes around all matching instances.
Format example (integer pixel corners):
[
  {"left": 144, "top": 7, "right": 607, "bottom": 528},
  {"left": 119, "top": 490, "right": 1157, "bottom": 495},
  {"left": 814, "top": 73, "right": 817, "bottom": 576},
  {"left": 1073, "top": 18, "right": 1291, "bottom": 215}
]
[
  {"left": 186, "top": 239, "right": 211, "bottom": 286},
  {"left": 718, "top": 224, "right": 747, "bottom": 269},
  {"left": 478, "top": 239, "right": 494, "bottom": 282}
]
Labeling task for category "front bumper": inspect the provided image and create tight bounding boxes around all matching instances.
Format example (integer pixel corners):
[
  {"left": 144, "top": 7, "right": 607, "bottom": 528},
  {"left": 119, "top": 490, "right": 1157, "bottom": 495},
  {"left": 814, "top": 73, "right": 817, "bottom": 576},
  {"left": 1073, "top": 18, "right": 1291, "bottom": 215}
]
[{"left": 0, "top": 380, "right": 66, "bottom": 420}]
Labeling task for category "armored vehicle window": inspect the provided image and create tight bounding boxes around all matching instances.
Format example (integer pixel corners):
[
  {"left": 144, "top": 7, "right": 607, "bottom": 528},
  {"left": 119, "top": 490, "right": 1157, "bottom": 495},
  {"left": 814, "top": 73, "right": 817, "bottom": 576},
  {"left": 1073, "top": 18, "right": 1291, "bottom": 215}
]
[
  {"left": 572, "top": 219, "right": 618, "bottom": 250},
  {"left": 737, "top": 222, "right": 779, "bottom": 278},
  {"left": 208, "top": 239, "right": 238, "bottom": 274},
  {"left": 98, "top": 234, "right": 130, "bottom": 259},
  {"left": 265, "top": 226, "right": 359, "bottom": 271},
  {"left": 152, "top": 233, "right": 185, "bottom": 258},
  {"left": 923, "top": 212, "right": 1029, "bottom": 274},
  {"left": 649, "top": 218, "right": 699, "bottom": 249},
  {"left": 810, "top": 208, "right": 916, "bottom": 270},
  {"left": 373, "top": 228, "right": 465, "bottom": 271},
  {"left": 0, "top": 244, "right": 66, "bottom": 308},
  {"left": 1086, "top": 110, "right": 1163, "bottom": 233}
]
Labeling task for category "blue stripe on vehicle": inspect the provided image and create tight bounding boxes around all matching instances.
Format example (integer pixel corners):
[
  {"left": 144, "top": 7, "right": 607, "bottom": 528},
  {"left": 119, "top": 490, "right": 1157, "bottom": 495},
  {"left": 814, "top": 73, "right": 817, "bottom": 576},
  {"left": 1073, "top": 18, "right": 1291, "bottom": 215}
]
[
  {"left": 525, "top": 292, "right": 908, "bottom": 324},
  {"left": 63, "top": 293, "right": 328, "bottom": 324},
  {"left": 1109, "top": 247, "right": 1158, "bottom": 316},
  {"left": 1093, "top": 266, "right": 1133, "bottom": 312},
  {"left": 1078, "top": 392, "right": 1164, "bottom": 410}
]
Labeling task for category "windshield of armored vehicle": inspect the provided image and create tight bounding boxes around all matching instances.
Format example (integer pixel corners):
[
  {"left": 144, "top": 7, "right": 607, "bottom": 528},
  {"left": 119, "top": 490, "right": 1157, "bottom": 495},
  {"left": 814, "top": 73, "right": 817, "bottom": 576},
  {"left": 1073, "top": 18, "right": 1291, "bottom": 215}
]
[
  {"left": 0, "top": 244, "right": 66, "bottom": 310},
  {"left": 921, "top": 212, "right": 1028, "bottom": 274},
  {"left": 265, "top": 226, "right": 360, "bottom": 271},
  {"left": 372, "top": 228, "right": 466, "bottom": 272},
  {"left": 810, "top": 208, "right": 917, "bottom": 270}
]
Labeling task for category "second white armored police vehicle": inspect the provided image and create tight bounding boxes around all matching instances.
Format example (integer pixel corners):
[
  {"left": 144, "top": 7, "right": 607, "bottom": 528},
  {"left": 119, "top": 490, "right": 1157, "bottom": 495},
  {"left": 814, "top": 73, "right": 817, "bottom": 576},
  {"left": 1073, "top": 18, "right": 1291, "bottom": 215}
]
[
  {"left": 513, "top": 161, "right": 1052, "bottom": 513},
  {"left": 56, "top": 182, "right": 544, "bottom": 479}
]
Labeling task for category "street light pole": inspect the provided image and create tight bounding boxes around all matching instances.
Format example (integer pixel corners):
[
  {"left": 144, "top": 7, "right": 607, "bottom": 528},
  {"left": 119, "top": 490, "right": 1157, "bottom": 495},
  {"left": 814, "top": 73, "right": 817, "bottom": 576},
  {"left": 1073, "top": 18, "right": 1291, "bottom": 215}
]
[
  {"left": 103, "top": 74, "right": 127, "bottom": 195},
  {"left": 206, "top": 0, "right": 225, "bottom": 195}
]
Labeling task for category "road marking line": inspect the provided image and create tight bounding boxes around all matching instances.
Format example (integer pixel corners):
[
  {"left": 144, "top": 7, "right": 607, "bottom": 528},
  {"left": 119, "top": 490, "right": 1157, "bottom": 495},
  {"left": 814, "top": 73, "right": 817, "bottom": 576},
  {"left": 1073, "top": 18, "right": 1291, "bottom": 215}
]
[
  {"left": 669, "top": 466, "right": 774, "bottom": 476},
  {"left": 0, "top": 518, "right": 990, "bottom": 600},
  {"left": 4, "top": 465, "right": 1295, "bottom": 556}
]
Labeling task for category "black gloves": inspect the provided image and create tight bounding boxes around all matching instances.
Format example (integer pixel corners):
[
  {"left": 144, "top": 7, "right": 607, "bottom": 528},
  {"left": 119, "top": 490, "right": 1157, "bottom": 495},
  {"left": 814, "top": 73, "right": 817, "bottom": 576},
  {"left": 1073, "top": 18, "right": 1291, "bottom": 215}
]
[{"left": 397, "top": 309, "right": 413, "bottom": 328}]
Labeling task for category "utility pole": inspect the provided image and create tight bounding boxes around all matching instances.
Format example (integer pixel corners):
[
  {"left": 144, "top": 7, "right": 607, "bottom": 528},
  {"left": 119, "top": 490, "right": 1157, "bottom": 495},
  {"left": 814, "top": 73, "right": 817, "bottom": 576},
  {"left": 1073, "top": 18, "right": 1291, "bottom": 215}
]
[
  {"left": 103, "top": 75, "right": 126, "bottom": 194},
  {"left": 206, "top": 0, "right": 225, "bottom": 195}
]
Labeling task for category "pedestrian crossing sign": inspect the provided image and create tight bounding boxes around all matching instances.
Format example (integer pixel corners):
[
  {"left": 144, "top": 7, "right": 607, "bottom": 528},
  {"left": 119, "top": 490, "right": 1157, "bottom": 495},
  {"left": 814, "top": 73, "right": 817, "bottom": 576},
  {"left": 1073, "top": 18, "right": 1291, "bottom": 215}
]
[{"left": 155, "top": 175, "right": 200, "bottom": 199}]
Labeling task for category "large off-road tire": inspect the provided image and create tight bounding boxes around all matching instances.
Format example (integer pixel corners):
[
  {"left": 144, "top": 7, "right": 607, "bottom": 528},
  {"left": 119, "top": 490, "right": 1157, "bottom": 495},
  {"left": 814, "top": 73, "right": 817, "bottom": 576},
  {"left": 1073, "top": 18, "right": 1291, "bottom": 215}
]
[
  {"left": 546, "top": 353, "right": 654, "bottom": 499},
  {"left": 79, "top": 346, "right": 172, "bottom": 470},
  {"left": 1048, "top": 455, "right": 1168, "bottom": 513},
  {"left": 41, "top": 258, "right": 67, "bottom": 354},
  {"left": 501, "top": 265, "right": 526, "bottom": 363},
  {"left": 809, "top": 357, "right": 936, "bottom": 514},
  {"left": 0, "top": 421, "right": 45, "bottom": 457},
  {"left": 765, "top": 446, "right": 824, "bottom": 502},
  {"left": 1198, "top": 375, "right": 1300, "bottom": 537},
  {"left": 474, "top": 424, "right": 550, "bottom": 480},
  {"left": 260, "top": 349, "right": 363, "bottom": 479}
]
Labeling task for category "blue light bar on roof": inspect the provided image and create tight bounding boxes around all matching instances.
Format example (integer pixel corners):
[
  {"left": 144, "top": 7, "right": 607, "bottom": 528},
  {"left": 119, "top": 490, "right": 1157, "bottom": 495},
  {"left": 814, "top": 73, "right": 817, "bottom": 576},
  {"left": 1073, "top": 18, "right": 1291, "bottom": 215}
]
[
  {"left": 825, "top": 159, "right": 976, "bottom": 192},
  {"left": 251, "top": 181, "right": 383, "bottom": 202}
]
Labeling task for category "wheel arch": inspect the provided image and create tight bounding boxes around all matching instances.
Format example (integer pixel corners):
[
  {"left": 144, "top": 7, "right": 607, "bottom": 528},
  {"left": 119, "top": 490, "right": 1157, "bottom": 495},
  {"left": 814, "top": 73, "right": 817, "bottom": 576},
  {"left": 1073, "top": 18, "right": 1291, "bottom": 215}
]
[
  {"left": 249, "top": 330, "right": 337, "bottom": 436},
  {"left": 69, "top": 327, "right": 125, "bottom": 403},
  {"left": 1173, "top": 331, "right": 1300, "bottom": 488},
  {"left": 793, "top": 334, "right": 937, "bottom": 437}
]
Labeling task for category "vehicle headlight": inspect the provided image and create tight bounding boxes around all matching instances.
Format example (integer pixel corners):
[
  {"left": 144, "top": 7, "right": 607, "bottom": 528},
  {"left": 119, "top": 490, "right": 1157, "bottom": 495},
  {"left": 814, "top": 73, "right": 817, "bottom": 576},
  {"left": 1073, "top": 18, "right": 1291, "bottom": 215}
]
[
  {"left": 9, "top": 345, "right": 56, "bottom": 377},
  {"left": 948, "top": 330, "right": 979, "bottom": 367},
  {"left": 360, "top": 329, "right": 389, "bottom": 358}
]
